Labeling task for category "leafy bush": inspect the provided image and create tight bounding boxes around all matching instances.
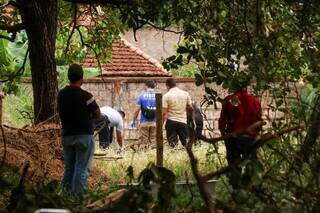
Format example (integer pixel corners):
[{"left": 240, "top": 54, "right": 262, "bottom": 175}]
[{"left": 169, "top": 64, "right": 199, "bottom": 78}]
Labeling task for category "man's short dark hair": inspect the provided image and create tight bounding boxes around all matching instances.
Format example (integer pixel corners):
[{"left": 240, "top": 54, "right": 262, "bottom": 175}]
[
  {"left": 165, "top": 78, "right": 176, "bottom": 88},
  {"left": 145, "top": 80, "right": 156, "bottom": 89},
  {"left": 68, "top": 64, "right": 83, "bottom": 82},
  {"left": 118, "top": 110, "right": 125, "bottom": 118}
]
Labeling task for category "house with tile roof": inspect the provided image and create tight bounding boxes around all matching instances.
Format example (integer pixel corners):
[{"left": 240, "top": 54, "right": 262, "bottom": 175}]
[{"left": 82, "top": 39, "right": 171, "bottom": 78}]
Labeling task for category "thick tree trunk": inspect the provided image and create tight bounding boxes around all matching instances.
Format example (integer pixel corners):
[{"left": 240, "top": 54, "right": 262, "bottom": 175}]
[{"left": 18, "top": 0, "right": 58, "bottom": 124}]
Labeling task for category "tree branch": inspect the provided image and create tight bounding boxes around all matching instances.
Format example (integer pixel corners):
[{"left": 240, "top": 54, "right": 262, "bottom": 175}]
[
  {"left": 186, "top": 130, "right": 215, "bottom": 213},
  {"left": 0, "top": 23, "right": 24, "bottom": 42},
  {"left": 199, "top": 121, "right": 266, "bottom": 144},
  {"left": 64, "top": 4, "right": 78, "bottom": 55},
  {"left": 0, "top": 23, "right": 24, "bottom": 33},
  {"left": 75, "top": 26, "right": 102, "bottom": 71},
  {"left": 146, "top": 22, "right": 184, "bottom": 34}
]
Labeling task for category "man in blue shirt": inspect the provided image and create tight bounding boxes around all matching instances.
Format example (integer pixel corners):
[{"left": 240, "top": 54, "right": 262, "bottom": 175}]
[{"left": 133, "top": 80, "right": 156, "bottom": 148}]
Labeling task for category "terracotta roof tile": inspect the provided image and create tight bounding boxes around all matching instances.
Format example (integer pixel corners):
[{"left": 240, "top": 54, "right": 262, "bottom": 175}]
[{"left": 82, "top": 39, "right": 170, "bottom": 77}]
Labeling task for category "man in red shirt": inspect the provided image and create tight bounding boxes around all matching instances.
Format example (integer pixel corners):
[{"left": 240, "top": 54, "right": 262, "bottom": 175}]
[{"left": 219, "top": 87, "right": 262, "bottom": 188}]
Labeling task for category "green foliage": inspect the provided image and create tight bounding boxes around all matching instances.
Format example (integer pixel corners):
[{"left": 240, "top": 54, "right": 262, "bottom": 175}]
[
  {"left": 169, "top": 64, "right": 199, "bottom": 77},
  {"left": 0, "top": 31, "right": 29, "bottom": 93},
  {"left": 291, "top": 84, "right": 319, "bottom": 122},
  {"left": 3, "top": 86, "right": 34, "bottom": 127},
  {"left": 56, "top": 3, "right": 126, "bottom": 66},
  {"left": 159, "top": 0, "right": 320, "bottom": 96},
  {"left": 57, "top": 66, "right": 100, "bottom": 88}
]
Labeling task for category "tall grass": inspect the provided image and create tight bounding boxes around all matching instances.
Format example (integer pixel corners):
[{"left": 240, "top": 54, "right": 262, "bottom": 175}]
[
  {"left": 2, "top": 87, "right": 33, "bottom": 127},
  {"left": 93, "top": 143, "right": 226, "bottom": 184}
]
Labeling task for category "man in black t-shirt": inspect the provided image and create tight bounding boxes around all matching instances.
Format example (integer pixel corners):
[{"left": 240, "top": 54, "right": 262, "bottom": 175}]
[{"left": 58, "top": 64, "right": 100, "bottom": 195}]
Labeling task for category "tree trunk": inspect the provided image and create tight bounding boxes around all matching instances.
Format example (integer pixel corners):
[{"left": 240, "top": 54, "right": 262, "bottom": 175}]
[{"left": 18, "top": 0, "right": 58, "bottom": 124}]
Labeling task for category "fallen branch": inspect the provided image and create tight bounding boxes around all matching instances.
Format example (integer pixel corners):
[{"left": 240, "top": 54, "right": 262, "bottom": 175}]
[
  {"left": 87, "top": 188, "right": 127, "bottom": 211},
  {"left": 33, "top": 113, "right": 59, "bottom": 129},
  {"left": 93, "top": 156, "right": 123, "bottom": 161},
  {"left": 2, "top": 124, "right": 59, "bottom": 133}
]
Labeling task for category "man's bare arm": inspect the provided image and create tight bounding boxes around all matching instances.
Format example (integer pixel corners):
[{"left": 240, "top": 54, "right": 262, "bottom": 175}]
[
  {"left": 116, "top": 130, "right": 123, "bottom": 147},
  {"left": 162, "top": 107, "right": 168, "bottom": 125},
  {"left": 133, "top": 106, "right": 140, "bottom": 121}
]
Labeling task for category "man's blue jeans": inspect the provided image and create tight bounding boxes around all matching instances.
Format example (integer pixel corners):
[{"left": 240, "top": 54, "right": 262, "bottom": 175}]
[{"left": 61, "top": 134, "right": 94, "bottom": 195}]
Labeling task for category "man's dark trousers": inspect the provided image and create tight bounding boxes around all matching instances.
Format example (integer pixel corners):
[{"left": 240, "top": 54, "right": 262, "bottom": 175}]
[{"left": 225, "top": 134, "right": 258, "bottom": 189}]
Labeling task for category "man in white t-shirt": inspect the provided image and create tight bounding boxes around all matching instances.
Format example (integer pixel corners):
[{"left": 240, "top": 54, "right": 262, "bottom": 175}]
[
  {"left": 162, "top": 78, "right": 193, "bottom": 147},
  {"left": 95, "top": 106, "right": 125, "bottom": 149}
]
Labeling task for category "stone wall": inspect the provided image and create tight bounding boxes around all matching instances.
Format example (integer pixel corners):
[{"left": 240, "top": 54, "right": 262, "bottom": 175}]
[{"left": 81, "top": 77, "right": 223, "bottom": 141}]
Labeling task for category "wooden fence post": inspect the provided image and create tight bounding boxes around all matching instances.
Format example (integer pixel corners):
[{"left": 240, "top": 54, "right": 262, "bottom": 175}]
[{"left": 156, "top": 93, "right": 163, "bottom": 167}]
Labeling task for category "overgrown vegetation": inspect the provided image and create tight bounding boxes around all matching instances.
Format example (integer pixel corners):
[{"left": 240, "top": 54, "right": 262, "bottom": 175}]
[
  {"left": 1, "top": 0, "right": 320, "bottom": 212},
  {"left": 94, "top": 144, "right": 222, "bottom": 184},
  {"left": 169, "top": 64, "right": 199, "bottom": 78},
  {"left": 2, "top": 87, "right": 33, "bottom": 127}
]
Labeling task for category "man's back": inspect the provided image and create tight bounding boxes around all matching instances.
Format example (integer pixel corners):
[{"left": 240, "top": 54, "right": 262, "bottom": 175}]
[
  {"left": 163, "top": 87, "right": 191, "bottom": 124},
  {"left": 219, "top": 89, "right": 261, "bottom": 136},
  {"left": 138, "top": 90, "right": 156, "bottom": 122},
  {"left": 100, "top": 106, "right": 123, "bottom": 131},
  {"left": 58, "top": 86, "right": 93, "bottom": 136}
]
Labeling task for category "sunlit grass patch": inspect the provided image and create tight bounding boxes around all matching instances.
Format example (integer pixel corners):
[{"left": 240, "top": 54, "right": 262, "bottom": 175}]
[{"left": 93, "top": 143, "right": 227, "bottom": 184}]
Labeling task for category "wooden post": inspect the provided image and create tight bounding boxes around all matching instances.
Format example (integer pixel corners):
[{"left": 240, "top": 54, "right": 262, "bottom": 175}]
[{"left": 156, "top": 93, "right": 163, "bottom": 167}]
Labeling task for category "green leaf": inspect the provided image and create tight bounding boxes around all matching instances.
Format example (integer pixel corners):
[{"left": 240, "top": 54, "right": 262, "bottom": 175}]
[
  {"left": 176, "top": 46, "right": 189, "bottom": 54},
  {"left": 195, "top": 73, "right": 204, "bottom": 86}
]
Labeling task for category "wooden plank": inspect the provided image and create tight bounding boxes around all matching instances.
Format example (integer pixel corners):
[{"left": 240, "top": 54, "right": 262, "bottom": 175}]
[{"left": 156, "top": 93, "right": 163, "bottom": 167}]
